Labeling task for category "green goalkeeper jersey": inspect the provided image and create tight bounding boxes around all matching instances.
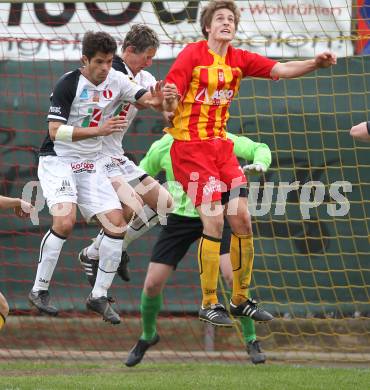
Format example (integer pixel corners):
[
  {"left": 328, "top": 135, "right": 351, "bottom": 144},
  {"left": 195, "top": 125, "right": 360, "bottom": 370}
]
[{"left": 139, "top": 132, "right": 272, "bottom": 218}]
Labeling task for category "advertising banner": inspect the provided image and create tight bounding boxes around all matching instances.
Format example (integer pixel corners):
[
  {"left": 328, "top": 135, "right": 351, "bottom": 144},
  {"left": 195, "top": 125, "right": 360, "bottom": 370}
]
[{"left": 0, "top": 1, "right": 353, "bottom": 60}]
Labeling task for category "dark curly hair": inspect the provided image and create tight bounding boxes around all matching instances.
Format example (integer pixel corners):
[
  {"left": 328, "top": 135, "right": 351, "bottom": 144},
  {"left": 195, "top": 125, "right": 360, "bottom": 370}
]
[{"left": 82, "top": 31, "right": 117, "bottom": 60}]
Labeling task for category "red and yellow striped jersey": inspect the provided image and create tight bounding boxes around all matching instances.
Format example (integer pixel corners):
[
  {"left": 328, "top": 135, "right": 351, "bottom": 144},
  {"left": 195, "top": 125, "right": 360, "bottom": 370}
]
[{"left": 165, "top": 40, "right": 277, "bottom": 141}]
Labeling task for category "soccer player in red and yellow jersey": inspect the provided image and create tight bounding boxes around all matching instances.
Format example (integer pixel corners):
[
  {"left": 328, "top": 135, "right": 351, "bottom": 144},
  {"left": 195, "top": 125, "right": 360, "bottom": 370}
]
[{"left": 165, "top": 0, "right": 337, "bottom": 326}]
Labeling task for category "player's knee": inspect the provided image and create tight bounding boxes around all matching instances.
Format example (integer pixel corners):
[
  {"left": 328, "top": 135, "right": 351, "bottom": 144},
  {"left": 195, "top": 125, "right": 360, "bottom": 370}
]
[
  {"left": 203, "top": 217, "right": 224, "bottom": 237},
  {"left": 54, "top": 217, "right": 75, "bottom": 237},
  {"left": 122, "top": 206, "right": 135, "bottom": 224},
  {"left": 100, "top": 210, "right": 126, "bottom": 236},
  {"left": 231, "top": 212, "right": 252, "bottom": 235},
  {"left": 143, "top": 279, "right": 163, "bottom": 297},
  {"left": 206, "top": 225, "right": 223, "bottom": 238},
  {"left": 155, "top": 188, "right": 174, "bottom": 215}
]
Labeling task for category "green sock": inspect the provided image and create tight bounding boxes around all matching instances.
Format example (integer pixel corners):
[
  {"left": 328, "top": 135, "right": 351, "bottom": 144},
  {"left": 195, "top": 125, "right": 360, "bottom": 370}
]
[
  {"left": 240, "top": 316, "right": 256, "bottom": 344},
  {"left": 140, "top": 291, "right": 163, "bottom": 341},
  {"left": 223, "top": 289, "right": 256, "bottom": 344}
]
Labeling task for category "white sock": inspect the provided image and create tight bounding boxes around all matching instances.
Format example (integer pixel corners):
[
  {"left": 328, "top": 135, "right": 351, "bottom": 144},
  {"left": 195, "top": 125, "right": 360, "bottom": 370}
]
[
  {"left": 91, "top": 235, "right": 123, "bottom": 298},
  {"left": 86, "top": 229, "right": 104, "bottom": 260},
  {"left": 32, "top": 229, "right": 66, "bottom": 292},
  {"left": 123, "top": 206, "right": 159, "bottom": 249}
]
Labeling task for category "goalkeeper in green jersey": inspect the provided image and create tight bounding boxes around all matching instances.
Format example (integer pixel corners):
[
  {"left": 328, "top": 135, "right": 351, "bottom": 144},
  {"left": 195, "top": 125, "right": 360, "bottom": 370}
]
[{"left": 125, "top": 132, "right": 272, "bottom": 367}]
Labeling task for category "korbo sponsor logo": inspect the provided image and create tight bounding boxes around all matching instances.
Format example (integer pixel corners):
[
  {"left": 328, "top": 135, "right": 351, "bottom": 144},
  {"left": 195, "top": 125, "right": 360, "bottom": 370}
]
[
  {"left": 49, "top": 106, "right": 61, "bottom": 114},
  {"left": 71, "top": 161, "right": 95, "bottom": 173}
]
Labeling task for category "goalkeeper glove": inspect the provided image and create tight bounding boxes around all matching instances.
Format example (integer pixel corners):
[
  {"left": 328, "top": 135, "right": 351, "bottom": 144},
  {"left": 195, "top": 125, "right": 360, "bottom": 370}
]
[{"left": 243, "top": 163, "right": 267, "bottom": 175}]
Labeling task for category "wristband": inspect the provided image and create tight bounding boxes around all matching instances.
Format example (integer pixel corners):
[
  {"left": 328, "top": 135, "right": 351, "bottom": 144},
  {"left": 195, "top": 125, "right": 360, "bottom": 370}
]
[{"left": 55, "top": 125, "right": 74, "bottom": 142}]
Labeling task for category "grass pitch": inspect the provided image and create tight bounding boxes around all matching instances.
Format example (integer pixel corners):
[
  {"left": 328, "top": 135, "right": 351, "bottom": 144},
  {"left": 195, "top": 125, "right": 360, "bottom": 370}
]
[{"left": 0, "top": 361, "right": 369, "bottom": 390}]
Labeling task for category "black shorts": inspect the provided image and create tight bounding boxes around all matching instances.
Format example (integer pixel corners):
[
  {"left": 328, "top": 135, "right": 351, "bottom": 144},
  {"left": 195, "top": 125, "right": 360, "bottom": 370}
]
[
  {"left": 151, "top": 214, "right": 235, "bottom": 268},
  {"left": 151, "top": 213, "right": 203, "bottom": 269}
]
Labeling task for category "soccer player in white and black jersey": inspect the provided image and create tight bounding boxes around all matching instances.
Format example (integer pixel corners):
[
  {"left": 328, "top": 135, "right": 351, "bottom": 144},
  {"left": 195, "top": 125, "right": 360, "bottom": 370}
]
[
  {"left": 29, "top": 31, "right": 178, "bottom": 324},
  {"left": 79, "top": 25, "right": 173, "bottom": 285}
]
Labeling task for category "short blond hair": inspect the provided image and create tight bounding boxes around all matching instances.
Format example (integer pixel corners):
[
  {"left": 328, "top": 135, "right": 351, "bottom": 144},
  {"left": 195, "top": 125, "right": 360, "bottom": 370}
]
[
  {"left": 200, "top": 0, "right": 241, "bottom": 39},
  {"left": 122, "top": 24, "right": 159, "bottom": 53}
]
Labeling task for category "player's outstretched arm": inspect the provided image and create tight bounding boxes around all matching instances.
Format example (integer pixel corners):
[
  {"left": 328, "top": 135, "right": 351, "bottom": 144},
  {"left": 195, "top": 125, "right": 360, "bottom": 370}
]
[
  {"left": 0, "top": 196, "right": 34, "bottom": 218},
  {"left": 271, "top": 51, "right": 337, "bottom": 79},
  {"left": 350, "top": 121, "right": 370, "bottom": 143},
  {"left": 49, "top": 117, "right": 129, "bottom": 142}
]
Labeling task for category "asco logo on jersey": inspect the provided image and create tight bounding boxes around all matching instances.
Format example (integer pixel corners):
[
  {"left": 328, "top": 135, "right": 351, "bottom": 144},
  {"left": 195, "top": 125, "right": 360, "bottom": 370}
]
[{"left": 103, "top": 89, "right": 113, "bottom": 100}]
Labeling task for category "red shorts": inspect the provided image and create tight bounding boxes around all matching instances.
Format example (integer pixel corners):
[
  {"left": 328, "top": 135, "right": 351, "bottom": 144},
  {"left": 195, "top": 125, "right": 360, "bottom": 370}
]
[{"left": 170, "top": 138, "right": 247, "bottom": 207}]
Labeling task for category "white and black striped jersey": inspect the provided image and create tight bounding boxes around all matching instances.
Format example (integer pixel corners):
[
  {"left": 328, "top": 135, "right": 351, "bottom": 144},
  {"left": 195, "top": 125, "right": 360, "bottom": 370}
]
[
  {"left": 101, "top": 56, "right": 157, "bottom": 158},
  {"left": 40, "top": 67, "right": 147, "bottom": 158}
]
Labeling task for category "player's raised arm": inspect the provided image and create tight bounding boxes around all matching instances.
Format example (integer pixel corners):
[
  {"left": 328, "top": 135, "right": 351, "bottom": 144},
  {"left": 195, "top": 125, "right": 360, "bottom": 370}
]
[{"left": 270, "top": 51, "right": 337, "bottom": 79}]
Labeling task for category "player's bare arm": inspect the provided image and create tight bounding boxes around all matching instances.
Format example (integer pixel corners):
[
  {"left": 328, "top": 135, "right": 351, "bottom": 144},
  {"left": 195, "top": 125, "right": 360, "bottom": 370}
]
[
  {"left": 162, "top": 82, "right": 178, "bottom": 112},
  {"left": 0, "top": 196, "right": 34, "bottom": 218},
  {"left": 48, "top": 117, "right": 128, "bottom": 142},
  {"left": 136, "top": 81, "right": 178, "bottom": 112},
  {"left": 350, "top": 121, "right": 370, "bottom": 143},
  {"left": 270, "top": 51, "right": 337, "bottom": 79}
]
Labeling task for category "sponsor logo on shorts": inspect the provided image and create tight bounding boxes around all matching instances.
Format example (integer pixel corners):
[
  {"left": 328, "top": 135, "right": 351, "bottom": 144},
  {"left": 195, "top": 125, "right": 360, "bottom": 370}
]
[
  {"left": 203, "top": 176, "right": 222, "bottom": 196},
  {"left": 55, "top": 179, "right": 74, "bottom": 197},
  {"left": 71, "top": 161, "right": 96, "bottom": 174},
  {"left": 105, "top": 160, "right": 119, "bottom": 173}
]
